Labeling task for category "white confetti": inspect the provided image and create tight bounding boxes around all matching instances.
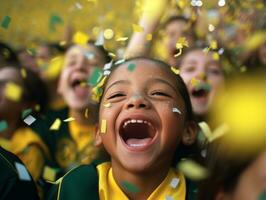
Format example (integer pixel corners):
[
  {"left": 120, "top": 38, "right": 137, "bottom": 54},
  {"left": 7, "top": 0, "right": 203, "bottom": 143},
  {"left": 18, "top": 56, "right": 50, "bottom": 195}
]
[
  {"left": 15, "top": 162, "right": 31, "bottom": 181},
  {"left": 23, "top": 115, "right": 36, "bottom": 125},
  {"left": 170, "top": 177, "right": 180, "bottom": 189},
  {"left": 165, "top": 196, "right": 174, "bottom": 200},
  {"left": 172, "top": 107, "right": 182, "bottom": 114}
]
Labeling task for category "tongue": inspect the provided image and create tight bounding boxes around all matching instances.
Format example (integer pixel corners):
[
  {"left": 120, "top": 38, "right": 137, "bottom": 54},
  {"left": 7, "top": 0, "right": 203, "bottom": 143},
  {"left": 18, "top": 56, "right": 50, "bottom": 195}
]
[{"left": 126, "top": 138, "right": 152, "bottom": 147}]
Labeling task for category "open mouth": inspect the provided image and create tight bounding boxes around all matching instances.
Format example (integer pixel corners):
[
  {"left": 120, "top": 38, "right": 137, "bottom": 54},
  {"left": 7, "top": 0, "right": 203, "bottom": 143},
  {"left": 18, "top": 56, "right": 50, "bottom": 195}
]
[
  {"left": 191, "top": 83, "right": 211, "bottom": 98},
  {"left": 71, "top": 78, "right": 87, "bottom": 88},
  {"left": 119, "top": 118, "right": 157, "bottom": 149}
]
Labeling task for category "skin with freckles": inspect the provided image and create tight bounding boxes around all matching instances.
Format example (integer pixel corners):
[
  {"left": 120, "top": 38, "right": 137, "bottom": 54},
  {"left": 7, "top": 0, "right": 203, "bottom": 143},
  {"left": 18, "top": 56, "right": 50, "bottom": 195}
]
[{"left": 95, "top": 58, "right": 197, "bottom": 199}]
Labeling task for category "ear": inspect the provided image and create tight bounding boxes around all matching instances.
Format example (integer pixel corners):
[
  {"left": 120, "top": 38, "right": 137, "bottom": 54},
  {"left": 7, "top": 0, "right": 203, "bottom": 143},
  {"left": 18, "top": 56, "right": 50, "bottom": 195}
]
[
  {"left": 94, "top": 123, "right": 103, "bottom": 147},
  {"left": 182, "top": 121, "right": 198, "bottom": 145}
]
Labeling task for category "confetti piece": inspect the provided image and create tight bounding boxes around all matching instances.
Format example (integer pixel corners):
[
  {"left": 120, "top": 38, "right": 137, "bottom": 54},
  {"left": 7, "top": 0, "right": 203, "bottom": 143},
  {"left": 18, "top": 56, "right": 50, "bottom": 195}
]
[
  {"left": 49, "top": 14, "right": 64, "bottom": 32},
  {"left": 212, "top": 52, "right": 220, "bottom": 60},
  {"left": 127, "top": 63, "right": 136, "bottom": 72},
  {"left": 84, "top": 52, "right": 95, "bottom": 60},
  {"left": 1, "top": 16, "right": 11, "bottom": 29},
  {"left": 20, "top": 68, "right": 27, "bottom": 78},
  {"left": 108, "top": 52, "right": 116, "bottom": 58},
  {"left": 116, "top": 37, "right": 128, "bottom": 42},
  {"left": 95, "top": 30, "right": 104, "bottom": 46},
  {"left": 100, "top": 119, "right": 107, "bottom": 134},
  {"left": 85, "top": 108, "right": 89, "bottom": 119},
  {"left": 165, "top": 196, "right": 174, "bottom": 200},
  {"left": 75, "top": 2, "right": 83, "bottom": 9},
  {"left": 199, "top": 122, "right": 229, "bottom": 142},
  {"left": 0, "top": 120, "right": 8, "bottom": 132},
  {"left": 172, "top": 108, "right": 182, "bottom": 114},
  {"left": 50, "top": 118, "right": 61, "bottom": 130},
  {"left": 4, "top": 82, "right": 22, "bottom": 102},
  {"left": 121, "top": 181, "right": 140, "bottom": 193},
  {"left": 244, "top": 31, "right": 266, "bottom": 51},
  {"left": 35, "top": 104, "right": 41, "bottom": 112},
  {"left": 191, "top": 78, "right": 201, "bottom": 87},
  {"left": 175, "top": 37, "right": 189, "bottom": 49},
  {"left": 23, "top": 115, "right": 36, "bottom": 126},
  {"left": 115, "top": 59, "right": 125, "bottom": 65},
  {"left": 210, "top": 40, "right": 218, "bottom": 50},
  {"left": 73, "top": 31, "right": 89, "bottom": 45},
  {"left": 132, "top": 24, "right": 143, "bottom": 33},
  {"left": 198, "top": 122, "right": 212, "bottom": 141},
  {"left": 43, "top": 166, "right": 57, "bottom": 181},
  {"left": 63, "top": 117, "right": 75, "bottom": 122},
  {"left": 170, "top": 177, "right": 180, "bottom": 188},
  {"left": 26, "top": 48, "right": 36, "bottom": 56},
  {"left": 103, "top": 29, "right": 114, "bottom": 40},
  {"left": 208, "top": 24, "right": 215, "bottom": 32},
  {"left": 21, "top": 108, "right": 32, "bottom": 119},
  {"left": 174, "top": 49, "right": 182, "bottom": 57},
  {"left": 103, "top": 61, "right": 113, "bottom": 70},
  {"left": 88, "top": 68, "right": 103, "bottom": 86},
  {"left": 103, "top": 70, "right": 111, "bottom": 76},
  {"left": 171, "top": 67, "right": 180, "bottom": 75},
  {"left": 59, "top": 41, "right": 66, "bottom": 46},
  {"left": 15, "top": 162, "right": 31, "bottom": 181},
  {"left": 194, "top": 82, "right": 211, "bottom": 92},
  {"left": 103, "top": 102, "right": 111, "bottom": 108},
  {"left": 178, "top": 159, "right": 208, "bottom": 180}
]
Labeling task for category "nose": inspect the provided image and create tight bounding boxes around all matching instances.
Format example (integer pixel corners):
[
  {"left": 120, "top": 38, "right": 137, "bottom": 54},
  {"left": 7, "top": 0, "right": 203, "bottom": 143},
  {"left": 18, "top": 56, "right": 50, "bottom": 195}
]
[
  {"left": 75, "top": 55, "right": 88, "bottom": 71},
  {"left": 196, "top": 71, "right": 207, "bottom": 81},
  {"left": 125, "top": 94, "right": 150, "bottom": 110}
]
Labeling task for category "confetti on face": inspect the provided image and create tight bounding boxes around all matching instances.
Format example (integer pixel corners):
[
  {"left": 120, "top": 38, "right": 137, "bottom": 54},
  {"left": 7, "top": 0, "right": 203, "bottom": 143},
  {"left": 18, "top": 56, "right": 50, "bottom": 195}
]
[
  {"left": 43, "top": 166, "right": 57, "bottom": 182},
  {"left": 0, "top": 120, "right": 8, "bottom": 132},
  {"left": 178, "top": 159, "right": 208, "bottom": 180},
  {"left": 49, "top": 118, "right": 61, "bottom": 131},
  {"left": 15, "top": 162, "right": 31, "bottom": 181},
  {"left": 103, "top": 102, "right": 111, "bottom": 108},
  {"left": 21, "top": 108, "right": 33, "bottom": 119},
  {"left": 172, "top": 107, "right": 182, "bottom": 114},
  {"left": 85, "top": 108, "right": 89, "bottom": 118},
  {"left": 88, "top": 68, "right": 103, "bottom": 86},
  {"left": 121, "top": 181, "right": 140, "bottom": 193},
  {"left": 170, "top": 67, "right": 180, "bottom": 75},
  {"left": 100, "top": 119, "right": 107, "bottom": 134},
  {"left": 63, "top": 117, "right": 75, "bottom": 122},
  {"left": 132, "top": 24, "right": 144, "bottom": 33},
  {"left": 4, "top": 82, "right": 22, "bottom": 102},
  {"left": 23, "top": 115, "right": 36, "bottom": 126},
  {"left": 84, "top": 52, "right": 95, "bottom": 60},
  {"left": 170, "top": 177, "right": 180, "bottom": 189},
  {"left": 1, "top": 15, "right": 11, "bottom": 29},
  {"left": 127, "top": 63, "right": 136, "bottom": 72}
]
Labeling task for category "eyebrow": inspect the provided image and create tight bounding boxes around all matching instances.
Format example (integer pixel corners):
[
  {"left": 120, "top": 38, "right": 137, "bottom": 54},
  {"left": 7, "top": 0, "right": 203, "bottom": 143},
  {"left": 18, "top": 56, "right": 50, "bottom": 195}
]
[
  {"left": 105, "top": 80, "right": 130, "bottom": 92},
  {"left": 148, "top": 78, "right": 177, "bottom": 94}
]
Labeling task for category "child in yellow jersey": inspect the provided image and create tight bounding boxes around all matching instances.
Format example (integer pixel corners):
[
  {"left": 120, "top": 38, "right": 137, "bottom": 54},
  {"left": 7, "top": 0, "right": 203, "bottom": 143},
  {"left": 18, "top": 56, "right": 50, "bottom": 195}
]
[{"left": 48, "top": 57, "right": 198, "bottom": 200}]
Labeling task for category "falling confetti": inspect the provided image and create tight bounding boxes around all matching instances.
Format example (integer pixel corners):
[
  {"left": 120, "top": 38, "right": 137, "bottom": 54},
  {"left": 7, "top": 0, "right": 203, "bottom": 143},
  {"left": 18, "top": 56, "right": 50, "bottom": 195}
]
[
  {"left": 50, "top": 118, "right": 61, "bottom": 130},
  {"left": 73, "top": 31, "right": 89, "bottom": 45},
  {"left": 20, "top": 68, "right": 27, "bottom": 78},
  {"left": 171, "top": 67, "right": 180, "bottom": 75},
  {"left": 0, "top": 120, "right": 8, "bottom": 132},
  {"left": 1, "top": 15, "right": 11, "bottom": 29},
  {"left": 15, "top": 162, "right": 31, "bottom": 181},
  {"left": 4, "top": 82, "right": 22, "bottom": 102},
  {"left": 116, "top": 37, "right": 128, "bottom": 42},
  {"left": 23, "top": 115, "right": 36, "bottom": 126},
  {"left": 178, "top": 159, "right": 208, "bottom": 180},
  {"left": 63, "top": 117, "right": 75, "bottom": 122},
  {"left": 43, "top": 166, "right": 58, "bottom": 182},
  {"left": 21, "top": 108, "right": 33, "bottom": 119},
  {"left": 170, "top": 177, "right": 180, "bottom": 189}
]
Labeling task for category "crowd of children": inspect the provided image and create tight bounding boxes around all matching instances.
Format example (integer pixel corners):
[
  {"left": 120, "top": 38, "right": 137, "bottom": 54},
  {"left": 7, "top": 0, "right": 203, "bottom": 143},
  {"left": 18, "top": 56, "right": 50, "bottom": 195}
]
[{"left": 0, "top": 0, "right": 265, "bottom": 199}]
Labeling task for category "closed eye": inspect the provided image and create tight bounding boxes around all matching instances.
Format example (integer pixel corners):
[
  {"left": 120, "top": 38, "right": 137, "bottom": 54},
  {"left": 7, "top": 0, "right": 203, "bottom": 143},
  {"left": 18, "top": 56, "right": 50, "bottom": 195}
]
[
  {"left": 151, "top": 91, "right": 172, "bottom": 97},
  {"left": 107, "top": 93, "right": 126, "bottom": 100}
]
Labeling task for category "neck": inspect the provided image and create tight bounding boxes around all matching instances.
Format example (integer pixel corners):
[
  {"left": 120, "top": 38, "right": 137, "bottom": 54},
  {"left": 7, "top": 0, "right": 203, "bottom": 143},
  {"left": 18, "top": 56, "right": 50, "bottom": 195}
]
[{"left": 112, "top": 162, "right": 170, "bottom": 200}]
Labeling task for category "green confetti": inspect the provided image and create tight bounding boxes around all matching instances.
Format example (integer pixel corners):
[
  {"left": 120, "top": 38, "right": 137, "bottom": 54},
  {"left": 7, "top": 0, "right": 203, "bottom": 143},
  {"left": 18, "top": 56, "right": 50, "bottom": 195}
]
[
  {"left": 127, "top": 63, "right": 136, "bottom": 72},
  {"left": 121, "top": 181, "right": 140, "bottom": 193},
  {"left": 21, "top": 108, "right": 33, "bottom": 119},
  {"left": 88, "top": 68, "right": 103, "bottom": 86},
  {"left": 49, "top": 14, "right": 64, "bottom": 32},
  {"left": 259, "top": 191, "right": 266, "bottom": 200},
  {"left": 195, "top": 82, "right": 211, "bottom": 92},
  {"left": 27, "top": 48, "right": 36, "bottom": 56},
  {"left": 1, "top": 16, "right": 11, "bottom": 29},
  {"left": 0, "top": 120, "right": 8, "bottom": 132}
]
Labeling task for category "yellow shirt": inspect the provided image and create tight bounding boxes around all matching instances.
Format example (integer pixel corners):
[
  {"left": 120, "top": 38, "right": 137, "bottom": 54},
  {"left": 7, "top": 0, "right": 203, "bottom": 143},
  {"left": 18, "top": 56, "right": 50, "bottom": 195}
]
[{"left": 97, "top": 162, "right": 186, "bottom": 200}]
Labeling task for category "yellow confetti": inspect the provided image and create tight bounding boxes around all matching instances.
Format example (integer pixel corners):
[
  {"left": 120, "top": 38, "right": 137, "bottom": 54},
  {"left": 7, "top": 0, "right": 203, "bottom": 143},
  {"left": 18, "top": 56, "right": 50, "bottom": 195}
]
[
  {"left": 72, "top": 31, "right": 89, "bottom": 45},
  {"left": 43, "top": 166, "right": 57, "bottom": 182},
  {"left": 132, "top": 24, "right": 144, "bottom": 33},
  {"left": 63, "top": 117, "right": 75, "bottom": 122},
  {"left": 244, "top": 31, "right": 266, "bottom": 51},
  {"left": 103, "top": 102, "right": 111, "bottom": 108},
  {"left": 210, "top": 40, "right": 218, "bottom": 50},
  {"left": 212, "top": 52, "right": 220, "bottom": 60},
  {"left": 108, "top": 52, "right": 116, "bottom": 58},
  {"left": 20, "top": 68, "right": 27, "bottom": 78},
  {"left": 49, "top": 118, "right": 61, "bottom": 130},
  {"left": 101, "top": 119, "right": 107, "bottom": 134},
  {"left": 35, "top": 104, "right": 41, "bottom": 112},
  {"left": 4, "top": 82, "right": 22, "bottom": 102},
  {"left": 174, "top": 49, "right": 182, "bottom": 57},
  {"left": 178, "top": 159, "right": 208, "bottom": 180},
  {"left": 171, "top": 66, "right": 180, "bottom": 75},
  {"left": 175, "top": 37, "right": 189, "bottom": 49},
  {"left": 146, "top": 33, "right": 153, "bottom": 41},
  {"left": 85, "top": 108, "right": 89, "bottom": 119},
  {"left": 116, "top": 37, "right": 128, "bottom": 42},
  {"left": 104, "top": 29, "right": 114, "bottom": 40},
  {"left": 59, "top": 40, "right": 66, "bottom": 46},
  {"left": 199, "top": 122, "right": 230, "bottom": 142},
  {"left": 198, "top": 122, "right": 213, "bottom": 141}
]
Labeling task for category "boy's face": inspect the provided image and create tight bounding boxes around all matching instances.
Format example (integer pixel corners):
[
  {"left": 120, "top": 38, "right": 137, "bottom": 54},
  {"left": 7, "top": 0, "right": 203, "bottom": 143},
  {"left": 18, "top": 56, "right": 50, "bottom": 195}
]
[
  {"left": 96, "top": 60, "right": 188, "bottom": 173},
  {"left": 58, "top": 45, "right": 105, "bottom": 110},
  {"left": 179, "top": 49, "right": 225, "bottom": 116}
]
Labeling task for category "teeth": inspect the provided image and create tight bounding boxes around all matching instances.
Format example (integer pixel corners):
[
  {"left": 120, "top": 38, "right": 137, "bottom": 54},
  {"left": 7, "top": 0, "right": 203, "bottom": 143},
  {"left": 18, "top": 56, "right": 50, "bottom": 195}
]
[
  {"left": 129, "top": 143, "right": 146, "bottom": 147},
  {"left": 123, "top": 119, "right": 152, "bottom": 128}
]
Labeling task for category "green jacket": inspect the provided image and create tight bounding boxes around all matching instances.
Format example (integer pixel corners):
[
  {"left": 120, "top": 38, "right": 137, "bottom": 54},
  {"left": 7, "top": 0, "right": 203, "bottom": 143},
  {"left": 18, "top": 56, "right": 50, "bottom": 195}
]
[
  {"left": 47, "top": 161, "right": 197, "bottom": 200},
  {"left": 0, "top": 147, "right": 39, "bottom": 200}
]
